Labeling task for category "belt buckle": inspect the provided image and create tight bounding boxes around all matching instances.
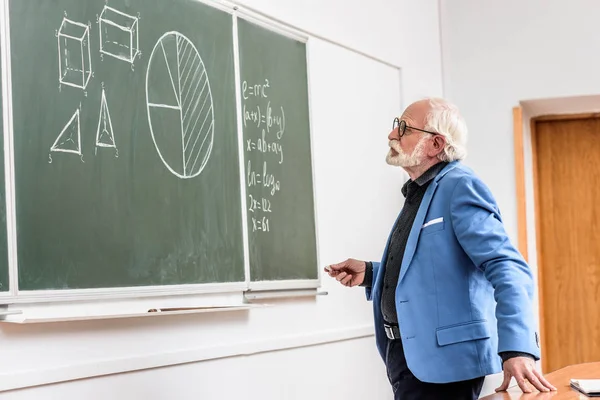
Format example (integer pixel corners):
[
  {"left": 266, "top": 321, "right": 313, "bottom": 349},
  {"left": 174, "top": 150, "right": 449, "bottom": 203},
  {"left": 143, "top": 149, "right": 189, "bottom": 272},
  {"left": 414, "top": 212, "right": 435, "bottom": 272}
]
[
  {"left": 384, "top": 324, "right": 390, "bottom": 339},
  {"left": 384, "top": 324, "right": 397, "bottom": 340}
]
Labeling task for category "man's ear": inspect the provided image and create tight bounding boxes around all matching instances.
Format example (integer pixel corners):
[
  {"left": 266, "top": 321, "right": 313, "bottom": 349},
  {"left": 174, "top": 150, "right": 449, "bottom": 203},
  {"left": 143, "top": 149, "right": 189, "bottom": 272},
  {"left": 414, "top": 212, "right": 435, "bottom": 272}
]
[{"left": 428, "top": 135, "right": 446, "bottom": 157}]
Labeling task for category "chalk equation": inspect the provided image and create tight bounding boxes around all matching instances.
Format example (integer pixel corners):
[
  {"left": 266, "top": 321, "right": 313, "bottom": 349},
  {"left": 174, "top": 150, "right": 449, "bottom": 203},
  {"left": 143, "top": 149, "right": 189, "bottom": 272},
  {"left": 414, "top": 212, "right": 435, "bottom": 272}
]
[
  {"left": 242, "top": 102, "right": 285, "bottom": 139},
  {"left": 246, "top": 160, "right": 280, "bottom": 196},
  {"left": 242, "top": 78, "right": 285, "bottom": 234},
  {"left": 247, "top": 194, "right": 273, "bottom": 213},
  {"left": 242, "top": 79, "right": 269, "bottom": 99},
  {"left": 251, "top": 216, "right": 270, "bottom": 233},
  {"left": 246, "top": 129, "right": 283, "bottom": 164}
]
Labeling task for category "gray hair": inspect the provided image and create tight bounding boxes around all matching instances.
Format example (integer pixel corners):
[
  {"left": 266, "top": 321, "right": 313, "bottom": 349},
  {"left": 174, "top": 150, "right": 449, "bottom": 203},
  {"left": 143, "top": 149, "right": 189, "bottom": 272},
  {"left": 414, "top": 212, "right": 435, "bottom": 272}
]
[{"left": 423, "top": 98, "right": 468, "bottom": 162}]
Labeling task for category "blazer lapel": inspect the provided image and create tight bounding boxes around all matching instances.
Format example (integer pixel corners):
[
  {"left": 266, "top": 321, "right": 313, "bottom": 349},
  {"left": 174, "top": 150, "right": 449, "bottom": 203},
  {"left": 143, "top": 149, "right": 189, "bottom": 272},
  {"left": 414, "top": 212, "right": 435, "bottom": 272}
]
[
  {"left": 381, "top": 161, "right": 461, "bottom": 287},
  {"left": 396, "top": 161, "right": 460, "bottom": 284},
  {"left": 397, "top": 179, "right": 439, "bottom": 284}
]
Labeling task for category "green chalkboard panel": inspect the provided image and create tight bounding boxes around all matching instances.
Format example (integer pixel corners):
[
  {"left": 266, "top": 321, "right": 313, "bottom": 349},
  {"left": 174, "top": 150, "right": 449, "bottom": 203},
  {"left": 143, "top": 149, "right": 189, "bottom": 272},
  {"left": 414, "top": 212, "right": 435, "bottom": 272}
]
[
  {"left": 237, "top": 19, "right": 318, "bottom": 282},
  {"left": 0, "top": 37, "right": 8, "bottom": 292},
  {"left": 10, "top": 0, "right": 244, "bottom": 290}
]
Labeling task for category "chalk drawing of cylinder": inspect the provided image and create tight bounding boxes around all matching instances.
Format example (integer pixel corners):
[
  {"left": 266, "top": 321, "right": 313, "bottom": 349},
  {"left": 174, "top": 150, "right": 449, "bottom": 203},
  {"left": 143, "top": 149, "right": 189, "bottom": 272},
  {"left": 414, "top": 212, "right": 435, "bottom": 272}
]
[
  {"left": 58, "top": 18, "right": 92, "bottom": 90},
  {"left": 99, "top": 6, "right": 140, "bottom": 64}
]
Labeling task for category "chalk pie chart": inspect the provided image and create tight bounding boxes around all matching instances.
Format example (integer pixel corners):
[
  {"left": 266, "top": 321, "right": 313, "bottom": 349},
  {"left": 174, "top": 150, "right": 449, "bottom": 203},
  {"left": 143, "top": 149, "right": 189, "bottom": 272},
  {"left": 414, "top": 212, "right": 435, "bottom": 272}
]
[{"left": 145, "top": 31, "right": 214, "bottom": 179}]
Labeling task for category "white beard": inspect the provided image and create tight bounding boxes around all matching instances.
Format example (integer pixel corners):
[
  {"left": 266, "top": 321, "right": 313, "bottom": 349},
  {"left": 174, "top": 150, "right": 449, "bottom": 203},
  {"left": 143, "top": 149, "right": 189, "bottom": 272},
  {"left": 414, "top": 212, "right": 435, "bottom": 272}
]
[{"left": 385, "top": 136, "right": 427, "bottom": 167}]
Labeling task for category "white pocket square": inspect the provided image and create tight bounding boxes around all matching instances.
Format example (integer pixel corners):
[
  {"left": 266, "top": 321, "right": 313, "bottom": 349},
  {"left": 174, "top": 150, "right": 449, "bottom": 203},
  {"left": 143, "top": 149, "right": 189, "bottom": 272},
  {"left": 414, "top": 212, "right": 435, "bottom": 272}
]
[{"left": 422, "top": 217, "right": 443, "bottom": 228}]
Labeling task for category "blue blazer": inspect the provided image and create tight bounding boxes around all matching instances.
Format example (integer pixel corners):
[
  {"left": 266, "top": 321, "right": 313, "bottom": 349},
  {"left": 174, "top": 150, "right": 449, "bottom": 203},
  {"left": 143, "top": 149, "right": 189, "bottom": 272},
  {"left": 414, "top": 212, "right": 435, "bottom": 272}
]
[{"left": 366, "top": 161, "right": 540, "bottom": 383}]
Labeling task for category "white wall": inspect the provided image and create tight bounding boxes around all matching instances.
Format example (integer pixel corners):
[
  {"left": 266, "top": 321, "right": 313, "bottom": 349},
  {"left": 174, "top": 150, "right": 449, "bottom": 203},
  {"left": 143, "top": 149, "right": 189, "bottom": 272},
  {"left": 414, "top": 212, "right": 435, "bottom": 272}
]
[
  {"left": 440, "top": 0, "right": 600, "bottom": 240},
  {"left": 439, "top": 0, "right": 600, "bottom": 394},
  {"left": 1, "top": 0, "right": 444, "bottom": 398},
  {"left": 242, "top": 0, "right": 443, "bottom": 99},
  {"left": 3, "top": 337, "right": 383, "bottom": 400}
]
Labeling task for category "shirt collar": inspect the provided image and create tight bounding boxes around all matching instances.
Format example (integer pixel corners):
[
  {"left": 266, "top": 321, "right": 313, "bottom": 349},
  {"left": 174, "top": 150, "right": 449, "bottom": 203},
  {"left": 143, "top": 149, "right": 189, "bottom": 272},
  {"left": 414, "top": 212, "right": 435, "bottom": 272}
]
[{"left": 401, "top": 161, "right": 448, "bottom": 197}]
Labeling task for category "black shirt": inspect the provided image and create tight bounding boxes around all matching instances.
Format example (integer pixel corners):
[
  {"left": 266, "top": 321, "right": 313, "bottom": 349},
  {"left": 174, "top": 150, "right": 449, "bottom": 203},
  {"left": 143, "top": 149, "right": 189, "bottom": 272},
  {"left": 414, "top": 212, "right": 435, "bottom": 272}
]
[{"left": 379, "top": 162, "right": 446, "bottom": 323}]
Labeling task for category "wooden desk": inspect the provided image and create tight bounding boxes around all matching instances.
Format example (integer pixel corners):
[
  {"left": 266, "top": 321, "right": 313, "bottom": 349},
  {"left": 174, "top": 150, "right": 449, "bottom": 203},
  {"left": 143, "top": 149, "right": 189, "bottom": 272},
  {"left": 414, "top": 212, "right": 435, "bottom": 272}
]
[{"left": 480, "top": 362, "right": 600, "bottom": 399}]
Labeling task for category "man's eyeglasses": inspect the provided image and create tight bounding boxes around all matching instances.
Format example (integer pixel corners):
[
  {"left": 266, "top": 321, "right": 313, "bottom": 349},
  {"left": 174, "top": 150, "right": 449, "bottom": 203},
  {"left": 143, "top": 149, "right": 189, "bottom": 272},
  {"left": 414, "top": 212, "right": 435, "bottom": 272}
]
[{"left": 393, "top": 117, "right": 440, "bottom": 138}]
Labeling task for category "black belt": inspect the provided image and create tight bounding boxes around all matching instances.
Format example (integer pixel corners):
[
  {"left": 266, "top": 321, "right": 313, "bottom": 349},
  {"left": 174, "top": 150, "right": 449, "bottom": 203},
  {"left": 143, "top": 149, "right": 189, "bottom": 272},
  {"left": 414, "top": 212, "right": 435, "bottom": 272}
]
[{"left": 383, "top": 322, "right": 401, "bottom": 340}]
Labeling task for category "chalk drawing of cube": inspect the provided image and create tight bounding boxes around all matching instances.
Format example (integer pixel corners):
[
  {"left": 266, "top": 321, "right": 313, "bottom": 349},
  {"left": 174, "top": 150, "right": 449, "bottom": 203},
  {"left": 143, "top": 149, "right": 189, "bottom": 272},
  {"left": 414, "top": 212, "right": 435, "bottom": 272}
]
[
  {"left": 57, "top": 18, "right": 92, "bottom": 90},
  {"left": 99, "top": 6, "right": 140, "bottom": 64}
]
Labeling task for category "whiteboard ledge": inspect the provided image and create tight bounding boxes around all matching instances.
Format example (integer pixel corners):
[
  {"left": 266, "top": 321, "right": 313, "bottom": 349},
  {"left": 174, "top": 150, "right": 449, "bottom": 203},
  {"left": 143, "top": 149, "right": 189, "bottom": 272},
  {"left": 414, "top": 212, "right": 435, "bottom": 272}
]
[
  {"left": 244, "top": 288, "right": 326, "bottom": 301},
  {"left": 0, "top": 308, "right": 22, "bottom": 319},
  {"left": 0, "top": 304, "right": 260, "bottom": 324},
  {"left": 4, "top": 282, "right": 247, "bottom": 304},
  {"left": 248, "top": 279, "right": 320, "bottom": 291}
]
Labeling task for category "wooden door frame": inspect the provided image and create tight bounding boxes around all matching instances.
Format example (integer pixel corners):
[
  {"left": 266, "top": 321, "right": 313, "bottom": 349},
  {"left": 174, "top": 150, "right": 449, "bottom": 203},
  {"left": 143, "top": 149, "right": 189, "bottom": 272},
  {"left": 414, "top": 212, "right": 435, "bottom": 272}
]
[{"left": 513, "top": 106, "right": 600, "bottom": 372}]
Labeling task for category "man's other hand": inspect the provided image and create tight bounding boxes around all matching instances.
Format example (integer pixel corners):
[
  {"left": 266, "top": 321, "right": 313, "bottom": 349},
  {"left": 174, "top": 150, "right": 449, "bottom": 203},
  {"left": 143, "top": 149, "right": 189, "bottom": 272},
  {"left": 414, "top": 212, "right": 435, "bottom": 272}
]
[
  {"left": 495, "top": 356, "right": 557, "bottom": 393},
  {"left": 325, "top": 258, "right": 366, "bottom": 287}
]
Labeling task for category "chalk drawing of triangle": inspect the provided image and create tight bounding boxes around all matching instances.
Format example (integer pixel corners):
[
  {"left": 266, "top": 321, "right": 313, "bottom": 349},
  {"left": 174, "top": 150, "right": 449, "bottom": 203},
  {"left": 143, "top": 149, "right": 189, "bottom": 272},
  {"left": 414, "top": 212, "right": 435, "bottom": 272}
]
[
  {"left": 95, "top": 89, "right": 116, "bottom": 148},
  {"left": 51, "top": 108, "right": 81, "bottom": 155}
]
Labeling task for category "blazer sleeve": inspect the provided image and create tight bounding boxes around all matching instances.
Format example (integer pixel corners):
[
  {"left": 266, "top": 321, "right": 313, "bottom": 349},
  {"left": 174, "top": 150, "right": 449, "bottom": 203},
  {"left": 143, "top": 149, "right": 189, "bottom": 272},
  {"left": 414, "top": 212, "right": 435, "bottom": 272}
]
[
  {"left": 450, "top": 175, "right": 540, "bottom": 360},
  {"left": 364, "top": 261, "right": 380, "bottom": 301}
]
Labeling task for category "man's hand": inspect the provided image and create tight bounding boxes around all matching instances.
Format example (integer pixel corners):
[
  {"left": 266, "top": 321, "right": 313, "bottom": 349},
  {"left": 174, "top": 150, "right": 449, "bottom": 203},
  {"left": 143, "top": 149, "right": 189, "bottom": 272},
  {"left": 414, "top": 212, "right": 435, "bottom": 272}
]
[
  {"left": 324, "top": 258, "right": 366, "bottom": 287},
  {"left": 495, "top": 357, "right": 557, "bottom": 393}
]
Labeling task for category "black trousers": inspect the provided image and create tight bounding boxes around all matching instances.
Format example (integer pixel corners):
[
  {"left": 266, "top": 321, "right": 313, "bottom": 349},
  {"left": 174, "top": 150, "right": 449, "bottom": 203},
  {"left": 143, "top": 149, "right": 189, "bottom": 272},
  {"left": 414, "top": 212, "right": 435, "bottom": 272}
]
[{"left": 385, "top": 338, "right": 485, "bottom": 400}]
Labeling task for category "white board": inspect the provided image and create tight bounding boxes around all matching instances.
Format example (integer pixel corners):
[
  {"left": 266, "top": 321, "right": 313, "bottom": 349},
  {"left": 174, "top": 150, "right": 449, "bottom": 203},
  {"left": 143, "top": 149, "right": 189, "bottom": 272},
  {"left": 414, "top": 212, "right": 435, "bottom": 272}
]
[{"left": 307, "top": 37, "right": 405, "bottom": 267}]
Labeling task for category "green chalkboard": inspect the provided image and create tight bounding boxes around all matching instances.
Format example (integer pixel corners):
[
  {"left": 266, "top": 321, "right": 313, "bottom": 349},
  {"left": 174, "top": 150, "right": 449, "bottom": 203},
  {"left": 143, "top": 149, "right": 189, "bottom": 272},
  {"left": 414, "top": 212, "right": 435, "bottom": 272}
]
[
  {"left": 10, "top": 0, "right": 244, "bottom": 290},
  {"left": 238, "top": 19, "right": 318, "bottom": 282},
  {"left": 0, "top": 37, "right": 8, "bottom": 292}
]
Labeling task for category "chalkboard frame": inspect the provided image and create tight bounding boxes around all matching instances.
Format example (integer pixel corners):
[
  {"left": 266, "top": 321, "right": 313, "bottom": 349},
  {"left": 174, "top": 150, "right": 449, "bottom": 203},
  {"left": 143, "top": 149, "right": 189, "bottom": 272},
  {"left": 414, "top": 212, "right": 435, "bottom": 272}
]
[
  {"left": 0, "top": 0, "right": 13, "bottom": 300},
  {"left": 0, "top": 0, "right": 322, "bottom": 304},
  {"left": 233, "top": 12, "right": 321, "bottom": 292}
]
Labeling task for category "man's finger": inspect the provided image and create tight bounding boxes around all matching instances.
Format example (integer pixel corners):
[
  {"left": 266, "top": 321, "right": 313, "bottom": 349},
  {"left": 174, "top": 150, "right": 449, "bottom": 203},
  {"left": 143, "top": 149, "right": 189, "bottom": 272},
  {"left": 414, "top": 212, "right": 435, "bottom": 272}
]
[
  {"left": 525, "top": 371, "right": 549, "bottom": 392},
  {"left": 328, "top": 260, "right": 351, "bottom": 271},
  {"left": 335, "top": 272, "right": 347, "bottom": 282},
  {"left": 533, "top": 369, "right": 557, "bottom": 391},
  {"left": 326, "top": 263, "right": 342, "bottom": 271},
  {"left": 324, "top": 268, "right": 339, "bottom": 278},
  {"left": 495, "top": 372, "right": 511, "bottom": 392},
  {"left": 515, "top": 375, "right": 532, "bottom": 393},
  {"left": 341, "top": 274, "right": 353, "bottom": 286}
]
